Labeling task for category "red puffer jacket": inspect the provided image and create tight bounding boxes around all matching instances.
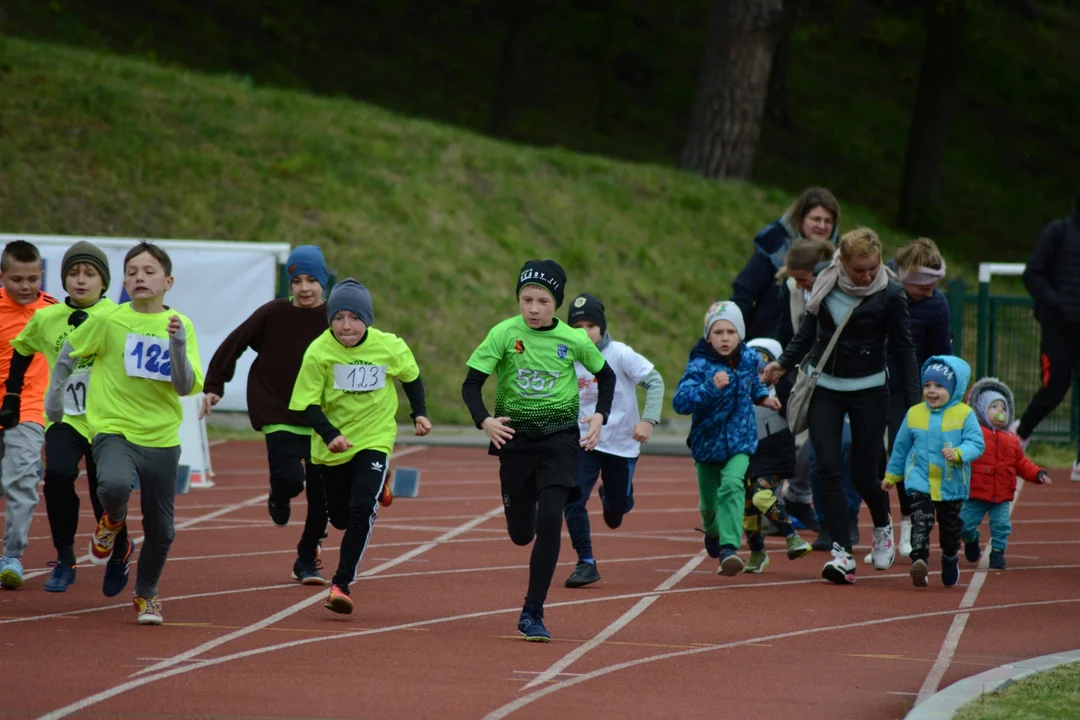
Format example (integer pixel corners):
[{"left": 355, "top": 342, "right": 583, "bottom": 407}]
[{"left": 968, "top": 426, "right": 1043, "bottom": 504}]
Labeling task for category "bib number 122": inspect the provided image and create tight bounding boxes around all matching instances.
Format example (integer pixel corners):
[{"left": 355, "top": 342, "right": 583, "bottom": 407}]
[{"left": 124, "top": 334, "right": 172, "bottom": 381}]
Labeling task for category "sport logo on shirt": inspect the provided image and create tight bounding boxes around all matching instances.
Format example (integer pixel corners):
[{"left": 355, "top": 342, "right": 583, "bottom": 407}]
[
  {"left": 514, "top": 340, "right": 525, "bottom": 354},
  {"left": 557, "top": 344, "right": 568, "bottom": 359}
]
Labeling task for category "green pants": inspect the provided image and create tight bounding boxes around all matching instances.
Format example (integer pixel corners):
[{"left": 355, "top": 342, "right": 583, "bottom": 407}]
[{"left": 696, "top": 454, "right": 750, "bottom": 549}]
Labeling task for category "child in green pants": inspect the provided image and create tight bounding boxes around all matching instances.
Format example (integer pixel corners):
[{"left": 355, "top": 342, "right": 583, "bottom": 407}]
[{"left": 673, "top": 302, "right": 780, "bottom": 575}]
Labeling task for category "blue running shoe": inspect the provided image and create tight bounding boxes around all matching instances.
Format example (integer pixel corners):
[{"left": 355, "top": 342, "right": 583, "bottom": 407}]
[
  {"left": 44, "top": 561, "right": 78, "bottom": 593},
  {"left": 0, "top": 557, "right": 24, "bottom": 590},
  {"left": 696, "top": 527, "right": 721, "bottom": 558},
  {"left": 517, "top": 602, "right": 552, "bottom": 643},
  {"left": 941, "top": 553, "right": 960, "bottom": 587},
  {"left": 103, "top": 537, "right": 135, "bottom": 598}
]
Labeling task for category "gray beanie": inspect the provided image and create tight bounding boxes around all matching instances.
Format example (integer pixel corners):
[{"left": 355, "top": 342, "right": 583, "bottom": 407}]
[
  {"left": 62, "top": 241, "right": 111, "bottom": 292},
  {"left": 703, "top": 301, "right": 746, "bottom": 341},
  {"left": 327, "top": 278, "right": 373, "bottom": 326}
]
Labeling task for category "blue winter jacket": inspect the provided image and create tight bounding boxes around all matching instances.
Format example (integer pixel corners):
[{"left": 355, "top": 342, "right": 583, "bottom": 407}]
[
  {"left": 673, "top": 340, "right": 770, "bottom": 464},
  {"left": 884, "top": 355, "right": 986, "bottom": 501}
]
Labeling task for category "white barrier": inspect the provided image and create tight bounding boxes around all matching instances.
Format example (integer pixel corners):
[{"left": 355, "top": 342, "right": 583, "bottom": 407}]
[{"left": 0, "top": 233, "right": 290, "bottom": 488}]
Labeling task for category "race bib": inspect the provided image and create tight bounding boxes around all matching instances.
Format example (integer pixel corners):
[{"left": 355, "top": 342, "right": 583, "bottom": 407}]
[
  {"left": 124, "top": 334, "right": 172, "bottom": 382},
  {"left": 333, "top": 364, "right": 387, "bottom": 392},
  {"left": 63, "top": 372, "right": 90, "bottom": 416}
]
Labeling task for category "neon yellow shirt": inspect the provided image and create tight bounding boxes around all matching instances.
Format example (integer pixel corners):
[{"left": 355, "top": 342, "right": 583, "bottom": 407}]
[
  {"left": 11, "top": 297, "right": 117, "bottom": 438},
  {"left": 68, "top": 303, "right": 204, "bottom": 447},
  {"left": 289, "top": 328, "right": 419, "bottom": 466}
]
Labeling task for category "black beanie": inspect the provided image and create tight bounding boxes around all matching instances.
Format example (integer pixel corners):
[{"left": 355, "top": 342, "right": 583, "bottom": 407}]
[
  {"left": 516, "top": 259, "right": 566, "bottom": 308},
  {"left": 567, "top": 293, "right": 606, "bottom": 334}
]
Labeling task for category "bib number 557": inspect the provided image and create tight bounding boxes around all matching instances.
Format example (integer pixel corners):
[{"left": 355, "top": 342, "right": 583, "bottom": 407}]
[{"left": 516, "top": 369, "right": 559, "bottom": 392}]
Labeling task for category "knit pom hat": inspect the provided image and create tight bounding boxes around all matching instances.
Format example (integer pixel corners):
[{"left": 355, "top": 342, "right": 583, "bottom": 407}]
[
  {"left": 61, "top": 241, "right": 110, "bottom": 292},
  {"left": 923, "top": 362, "right": 957, "bottom": 397},
  {"left": 567, "top": 293, "right": 606, "bottom": 334},
  {"left": 326, "top": 278, "right": 373, "bottom": 326},
  {"left": 703, "top": 301, "right": 745, "bottom": 341},
  {"left": 286, "top": 245, "right": 329, "bottom": 290},
  {"left": 517, "top": 259, "right": 566, "bottom": 308}
]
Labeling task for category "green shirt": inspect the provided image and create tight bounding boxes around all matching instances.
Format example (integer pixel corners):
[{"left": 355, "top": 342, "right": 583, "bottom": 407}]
[
  {"left": 11, "top": 297, "right": 117, "bottom": 439},
  {"left": 288, "top": 328, "right": 419, "bottom": 466},
  {"left": 466, "top": 316, "right": 605, "bottom": 438},
  {"left": 68, "top": 303, "right": 204, "bottom": 447}
]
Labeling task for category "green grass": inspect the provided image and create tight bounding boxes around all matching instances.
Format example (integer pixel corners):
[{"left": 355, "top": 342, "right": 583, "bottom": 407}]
[
  {"left": 0, "top": 37, "right": 935, "bottom": 426},
  {"left": 953, "top": 660, "right": 1080, "bottom": 720},
  {"left": 1025, "top": 442, "right": 1078, "bottom": 471}
]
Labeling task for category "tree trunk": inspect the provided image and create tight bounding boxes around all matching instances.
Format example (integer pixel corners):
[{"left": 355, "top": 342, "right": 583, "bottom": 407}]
[
  {"left": 488, "top": 0, "right": 533, "bottom": 138},
  {"left": 678, "top": 0, "right": 785, "bottom": 180},
  {"left": 766, "top": 2, "right": 797, "bottom": 129},
  {"left": 896, "top": 0, "right": 968, "bottom": 232}
]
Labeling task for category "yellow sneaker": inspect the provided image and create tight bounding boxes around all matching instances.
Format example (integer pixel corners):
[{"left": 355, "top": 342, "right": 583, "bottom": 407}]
[{"left": 133, "top": 595, "right": 163, "bottom": 625}]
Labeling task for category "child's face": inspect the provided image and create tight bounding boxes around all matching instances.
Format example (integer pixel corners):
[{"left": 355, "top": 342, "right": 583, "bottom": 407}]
[
  {"left": 1, "top": 259, "right": 43, "bottom": 306},
  {"left": 332, "top": 310, "right": 366, "bottom": 347},
  {"left": 572, "top": 320, "right": 602, "bottom": 345},
  {"left": 125, "top": 252, "right": 173, "bottom": 302},
  {"left": 923, "top": 380, "right": 950, "bottom": 408},
  {"left": 707, "top": 320, "right": 739, "bottom": 356},
  {"left": 519, "top": 285, "right": 555, "bottom": 329},
  {"left": 988, "top": 399, "right": 1008, "bottom": 428},
  {"left": 291, "top": 274, "right": 324, "bottom": 309},
  {"left": 66, "top": 262, "right": 105, "bottom": 307}
]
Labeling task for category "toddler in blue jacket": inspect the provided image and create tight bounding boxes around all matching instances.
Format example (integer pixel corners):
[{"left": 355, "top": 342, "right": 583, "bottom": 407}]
[{"left": 673, "top": 302, "right": 780, "bottom": 575}]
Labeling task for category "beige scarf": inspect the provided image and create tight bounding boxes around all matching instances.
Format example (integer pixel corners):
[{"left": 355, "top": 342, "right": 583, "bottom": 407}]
[{"left": 806, "top": 253, "right": 894, "bottom": 315}]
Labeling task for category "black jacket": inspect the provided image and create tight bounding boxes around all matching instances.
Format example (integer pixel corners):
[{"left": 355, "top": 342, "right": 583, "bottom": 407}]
[
  {"left": 778, "top": 278, "right": 921, "bottom": 408},
  {"left": 1023, "top": 212, "right": 1080, "bottom": 327}
]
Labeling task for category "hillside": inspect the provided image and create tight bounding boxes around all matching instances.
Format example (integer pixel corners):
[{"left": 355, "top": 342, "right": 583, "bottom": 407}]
[{"left": 0, "top": 37, "right": 973, "bottom": 426}]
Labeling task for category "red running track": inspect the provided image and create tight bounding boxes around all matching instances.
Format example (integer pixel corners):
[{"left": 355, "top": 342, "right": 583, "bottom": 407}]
[{"left": 2, "top": 441, "right": 1079, "bottom": 719}]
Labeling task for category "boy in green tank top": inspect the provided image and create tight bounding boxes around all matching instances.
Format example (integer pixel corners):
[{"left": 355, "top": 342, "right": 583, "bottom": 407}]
[
  {"left": 46, "top": 242, "right": 203, "bottom": 625},
  {"left": 462, "top": 259, "right": 616, "bottom": 642}
]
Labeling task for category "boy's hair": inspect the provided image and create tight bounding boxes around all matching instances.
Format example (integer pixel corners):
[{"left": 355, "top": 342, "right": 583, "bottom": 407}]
[
  {"left": 124, "top": 241, "right": 173, "bottom": 276},
  {"left": 1, "top": 240, "right": 42, "bottom": 272}
]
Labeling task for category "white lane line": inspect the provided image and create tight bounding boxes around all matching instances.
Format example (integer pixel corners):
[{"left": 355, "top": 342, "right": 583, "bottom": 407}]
[
  {"left": 481, "top": 595, "right": 1080, "bottom": 720},
  {"left": 129, "top": 503, "right": 503, "bottom": 678},
  {"left": 36, "top": 595, "right": 1080, "bottom": 720},
  {"left": 914, "top": 481, "right": 1025, "bottom": 705},
  {"left": 521, "top": 551, "right": 705, "bottom": 690}
]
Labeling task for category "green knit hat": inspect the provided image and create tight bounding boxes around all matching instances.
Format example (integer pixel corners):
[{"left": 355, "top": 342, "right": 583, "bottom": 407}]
[{"left": 62, "top": 241, "right": 110, "bottom": 292}]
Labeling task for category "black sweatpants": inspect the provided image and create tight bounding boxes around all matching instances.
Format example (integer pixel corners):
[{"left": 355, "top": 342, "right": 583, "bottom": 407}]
[
  {"left": 1017, "top": 323, "right": 1080, "bottom": 462},
  {"left": 499, "top": 429, "right": 578, "bottom": 607},
  {"left": 266, "top": 431, "right": 328, "bottom": 563},
  {"left": 807, "top": 385, "right": 892, "bottom": 553},
  {"left": 908, "top": 492, "right": 963, "bottom": 562},
  {"left": 323, "top": 449, "right": 388, "bottom": 590},
  {"left": 887, "top": 391, "right": 914, "bottom": 518},
  {"left": 43, "top": 422, "right": 102, "bottom": 552}
]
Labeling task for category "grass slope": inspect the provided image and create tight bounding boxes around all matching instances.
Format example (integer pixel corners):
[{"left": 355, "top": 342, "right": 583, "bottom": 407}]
[{"left": 0, "top": 37, "right": 1003, "bottom": 427}]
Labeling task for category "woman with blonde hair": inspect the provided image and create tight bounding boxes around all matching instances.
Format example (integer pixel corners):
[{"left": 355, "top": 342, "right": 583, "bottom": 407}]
[{"left": 764, "top": 228, "right": 920, "bottom": 584}]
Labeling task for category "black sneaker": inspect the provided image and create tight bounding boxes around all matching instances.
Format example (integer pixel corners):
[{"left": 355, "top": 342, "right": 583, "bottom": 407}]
[
  {"left": 598, "top": 486, "right": 623, "bottom": 529},
  {"left": 941, "top": 553, "right": 960, "bottom": 587},
  {"left": 811, "top": 528, "right": 833, "bottom": 552},
  {"left": 564, "top": 561, "right": 601, "bottom": 588},
  {"left": 268, "top": 496, "right": 291, "bottom": 527},
  {"left": 102, "top": 536, "right": 136, "bottom": 598},
  {"left": 964, "top": 534, "right": 982, "bottom": 563},
  {"left": 696, "top": 527, "right": 721, "bottom": 558},
  {"left": 989, "top": 550, "right": 1006, "bottom": 570},
  {"left": 517, "top": 602, "right": 552, "bottom": 642},
  {"left": 784, "top": 500, "right": 820, "bottom": 532},
  {"left": 292, "top": 557, "right": 329, "bottom": 586}
]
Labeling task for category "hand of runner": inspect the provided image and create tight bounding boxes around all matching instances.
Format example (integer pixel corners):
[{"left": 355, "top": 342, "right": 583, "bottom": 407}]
[
  {"left": 414, "top": 416, "right": 432, "bottom": 436},
  {"left": 481, "top": 416, "right": 515, "bottom": 449},
  {"left": 580, "top": 413, "right": 603, "bottom": 451},
  {"left": 199, "top": 393, "right": 220, "bottom": 419},
  {"left": 632, "top": 420, "right": 654, "bottom": 444},
  {"left": 327, "top": 435, "right": 353, "bottom": 453}
]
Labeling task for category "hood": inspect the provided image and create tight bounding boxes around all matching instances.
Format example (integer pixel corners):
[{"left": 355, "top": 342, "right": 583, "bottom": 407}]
[
  {"left": 746, "top": 337, "right": 782, "bottom": 368},
  {"left": 921, "top": 354, "right": 971, "bottom": 410},
  {"left": 965, "top": 377, "right": 1015, "bottom": 429}
]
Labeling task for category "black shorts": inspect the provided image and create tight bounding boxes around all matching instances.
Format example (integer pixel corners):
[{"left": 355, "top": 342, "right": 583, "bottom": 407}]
[{"left": 498, "top": 428, "right": 581, "bottom": 504}]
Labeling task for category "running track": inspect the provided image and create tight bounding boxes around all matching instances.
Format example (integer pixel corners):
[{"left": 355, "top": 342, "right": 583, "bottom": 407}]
[{"left": 2, "top": 441, "right": 1079, "bottom": 719}]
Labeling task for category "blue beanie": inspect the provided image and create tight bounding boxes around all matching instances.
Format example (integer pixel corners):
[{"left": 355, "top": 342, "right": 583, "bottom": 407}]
[
  {"left": 286, "top": 245, "right": 329, "bottom": 290},
  {"left": 922, "top": 362, "right": 957, "bottom": 397},
  {"left": 327, "top": 278, "right": 374, "bottom": 327}
]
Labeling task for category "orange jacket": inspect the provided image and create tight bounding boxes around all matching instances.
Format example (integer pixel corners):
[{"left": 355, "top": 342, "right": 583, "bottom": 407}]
[{"left": 0, "top": 289, "right": 59, "bottom": 425}]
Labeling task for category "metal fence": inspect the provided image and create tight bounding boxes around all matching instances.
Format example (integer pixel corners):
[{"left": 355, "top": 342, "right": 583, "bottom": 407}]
[{"left": 946, "top": 263, "right": 1079, "bottom": 443}]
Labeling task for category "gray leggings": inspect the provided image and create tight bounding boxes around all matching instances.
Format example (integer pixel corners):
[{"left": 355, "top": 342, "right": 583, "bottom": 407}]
[{"left": 93, "top": 434, "right": 181, "bottom": 598}]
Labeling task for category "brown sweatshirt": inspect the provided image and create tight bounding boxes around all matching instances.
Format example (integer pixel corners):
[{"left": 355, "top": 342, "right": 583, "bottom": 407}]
[{"left": 204, "top": 298, "right": 327, "bottom": 431}]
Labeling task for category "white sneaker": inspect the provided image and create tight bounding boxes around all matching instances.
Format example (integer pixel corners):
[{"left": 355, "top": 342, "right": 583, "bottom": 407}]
[
  {"left": 871, "top": 522, "right": 896, "bottom": 571},
  {"left": 863, "top": 552, "right": 873, "bottom": 564},
  {"left": 1071, "top": 462, "right": 1080, "bottom": 482},
  {"left": 899, "top": 518, "right": 913, "bottom": 558},
  {"left": 822, "top": 543, "right": 856, "bottom": 585}
]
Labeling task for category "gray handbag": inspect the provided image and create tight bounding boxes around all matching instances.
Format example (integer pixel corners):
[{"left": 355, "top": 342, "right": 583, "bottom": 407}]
[{"left": 785, "top": 298, "right": 863, "bottom": 435}]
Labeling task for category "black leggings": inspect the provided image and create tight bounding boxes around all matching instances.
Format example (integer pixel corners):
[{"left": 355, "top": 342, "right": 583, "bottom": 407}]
[
  {"left": 43, "top": 422, "right": 102, "bottom": 551},
  {"left": 504, "top": 483, "right": 571, "bottom": 606},
  {"left": 266, "top": 431, "right": 328, "bottom": 563},
  {"left": 324, "top": 449, "right": 388, "bottom": 589},
  {"left": 808, "top": 385, "right": 891, "bottom": 553}
]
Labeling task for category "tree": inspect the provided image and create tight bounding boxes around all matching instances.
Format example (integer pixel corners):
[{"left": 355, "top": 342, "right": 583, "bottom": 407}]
[
  {"left": 765, "top": 1, "right": 799, "bottom": 129},
  {"left": 679, "top": 0, "right": 785, "bottom": 180},
  {"left": 895, "top": 0, "right": 968, "bottom": 231}
]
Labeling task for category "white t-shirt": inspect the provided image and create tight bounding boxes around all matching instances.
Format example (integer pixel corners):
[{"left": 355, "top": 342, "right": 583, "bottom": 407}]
[{"left": 576, "top": 339, "right": 655, "bottom": 458}]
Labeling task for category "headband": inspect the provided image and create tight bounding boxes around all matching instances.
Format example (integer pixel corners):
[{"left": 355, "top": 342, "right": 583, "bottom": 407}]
[{"left": 898, "top": 262, "right": 946, "bottom": 286}]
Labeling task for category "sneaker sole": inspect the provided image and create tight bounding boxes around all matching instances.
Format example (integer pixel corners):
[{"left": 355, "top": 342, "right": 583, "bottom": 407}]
[
  {"left": 44, "top": 574, "right": 76, "bottom": 593},
  {"left": 292, "top": 573, "right": 329, "bottom": 586},
  {"left": 821, "top": 564, "right": 855, "bottom": 585},
  {"left": 910, "top": 561, "right": 929, "bottom": 587},
  {"left": 137, "top": 613, "right": 164, "bottom": 625},
  {"left": 786, "top": 544, "right": 812, "bottom": 561},
  {"left": 743, "top": 559, "right": 770, "bottom": 574},
  {"left": 88, "top": 547, "right": 113, "bottom": 566},
  {"left": 718, "top": 557, "right": 744, "bottom": 576},
  {"left": 524, "top": 634, "right": 552, "bottom": 643},
  {"left": 565, "top": 576, "right": 600, "bottom": 589},
  {"left": 0, "top": 569, "right": 23, "bottom": 589},
  {"left": 326, "top": 596, "right": 353, "bottom": 614}
]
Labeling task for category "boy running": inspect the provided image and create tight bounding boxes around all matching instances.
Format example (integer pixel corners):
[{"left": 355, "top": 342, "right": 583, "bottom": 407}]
[
  {"left": 462, "top": 260, "right": 615, "bottom": 642},
  {"left": 0, "top": 240, "right": 58, "bottom": 589},
  {"left": 3, "top": 242, "right": 115, "bottom": 592},
  {"left": 288, "top": 279, "right": 430, "bottom": 615},
  {"left": 46, "top": 242, "right": 203, "bottom": 623},
  {"left": 202, "top": 245, "right": 332, "bottom": 585},
  {"left": 562, "top": 292, "right": 664, "bottom": 588}
]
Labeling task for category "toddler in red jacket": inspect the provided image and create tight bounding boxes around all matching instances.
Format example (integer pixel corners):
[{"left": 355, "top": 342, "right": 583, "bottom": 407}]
[{"left": 960, "top": 377, "right": 1051, "bottom": 569}]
